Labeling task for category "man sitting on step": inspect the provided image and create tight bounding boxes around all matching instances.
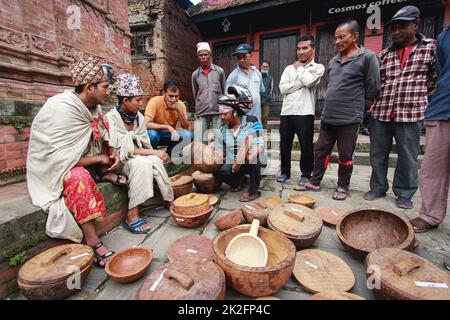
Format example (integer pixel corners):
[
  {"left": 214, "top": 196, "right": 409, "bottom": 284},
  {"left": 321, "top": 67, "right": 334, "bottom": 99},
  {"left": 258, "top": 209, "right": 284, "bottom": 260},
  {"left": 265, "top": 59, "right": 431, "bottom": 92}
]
[{"left": 106, "top": 73, "right": 174, "bottom": 235}]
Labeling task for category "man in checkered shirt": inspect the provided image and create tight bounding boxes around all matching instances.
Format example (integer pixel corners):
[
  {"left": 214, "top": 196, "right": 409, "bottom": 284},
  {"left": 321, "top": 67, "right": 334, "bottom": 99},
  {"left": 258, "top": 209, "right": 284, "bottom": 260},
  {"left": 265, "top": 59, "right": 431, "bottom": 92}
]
[{"left": 364, "top": 6, "right": 437, "bottom": 209}]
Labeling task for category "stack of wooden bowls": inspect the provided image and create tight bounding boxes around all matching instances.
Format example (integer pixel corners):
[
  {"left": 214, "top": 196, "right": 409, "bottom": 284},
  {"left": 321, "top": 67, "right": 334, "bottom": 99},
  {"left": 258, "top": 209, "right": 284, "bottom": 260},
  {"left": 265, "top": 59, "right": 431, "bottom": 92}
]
[
  {"left": 170, "top": 193, "right": 213, "bottom": 228},
  {"left": 267, "top": 203, "right": 323, "bottom": 249},
  {"left": 186, "top": 141, "right": 224, "bottom": 174},
  {"left": 170, "top": 174, "right": 193, "bottom": 199},
  {"left": 192, "top": 171, "right": 222, "bottom": 194},
  {"left": 18, "top": 244, "right": 94, "bottom": 300},
  {"left": 213, "top": 225, "right": 296, "bottom": 298},
  {"left": 336, "top": 208, "right": 416, "bottom": 259}
]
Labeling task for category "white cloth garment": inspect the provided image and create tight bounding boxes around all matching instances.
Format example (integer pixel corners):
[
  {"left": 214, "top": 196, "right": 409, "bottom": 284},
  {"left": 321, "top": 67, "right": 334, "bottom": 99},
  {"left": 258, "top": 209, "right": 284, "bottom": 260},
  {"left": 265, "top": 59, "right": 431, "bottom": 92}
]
[
  {"left": 106, "top": 108, "right": 174, "bottom": 209},
  {"left": 27, "top": 90, "right": 106, "bottom": 241}
]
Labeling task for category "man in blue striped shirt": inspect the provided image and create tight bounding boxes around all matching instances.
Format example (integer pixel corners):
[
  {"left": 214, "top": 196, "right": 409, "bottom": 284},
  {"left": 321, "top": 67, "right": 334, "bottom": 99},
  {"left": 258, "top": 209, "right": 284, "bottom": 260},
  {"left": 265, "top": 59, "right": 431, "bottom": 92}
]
[{"left": 213, "top": 85, "right": 265, "bottom": 202}]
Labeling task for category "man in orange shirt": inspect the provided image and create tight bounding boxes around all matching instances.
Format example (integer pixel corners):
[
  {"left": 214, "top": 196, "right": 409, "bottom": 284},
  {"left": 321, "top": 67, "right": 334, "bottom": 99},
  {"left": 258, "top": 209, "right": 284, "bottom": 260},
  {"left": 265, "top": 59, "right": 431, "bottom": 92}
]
[{"left": 145, "top": 80, "right": 193, "bottom": 157}]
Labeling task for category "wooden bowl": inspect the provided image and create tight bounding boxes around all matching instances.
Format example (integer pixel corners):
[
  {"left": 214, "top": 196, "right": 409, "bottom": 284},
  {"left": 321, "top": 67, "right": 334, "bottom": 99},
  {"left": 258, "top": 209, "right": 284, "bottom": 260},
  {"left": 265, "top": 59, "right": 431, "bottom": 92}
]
[
  {"left": 105, "top": 247, "right": 153, "bottom": 283},
  {"left": 336, "top": 209, "right": 415, "bottom": 259},
  {"left": 287, "top": 193, "right": 316, "bottom": 208},
  {"left": 192, "top": 171, "right": 222, "bottom": 193},
  {"left": 171, "top": 206, "right": 214, "bottom": 228},
  {"left": 208, "top": 195, "right": 219, "bottom": 206},
  {"left": 171, "top": 175, "right": 194, "bottom": 200},
  {"left": 215, "top": 209, "right": 244, "bottom": 231},
  {"left": 241, "top": 201, "right": 270, "bottom": 226},
  {"left": 259, "top": 196, "right": 284, "bottom": 208},
  {"left": 267, "top": 206, "right": 322, "bottom": 249},
  {"left": 213, "top": 225, "right": 296, "bottom": 297}
]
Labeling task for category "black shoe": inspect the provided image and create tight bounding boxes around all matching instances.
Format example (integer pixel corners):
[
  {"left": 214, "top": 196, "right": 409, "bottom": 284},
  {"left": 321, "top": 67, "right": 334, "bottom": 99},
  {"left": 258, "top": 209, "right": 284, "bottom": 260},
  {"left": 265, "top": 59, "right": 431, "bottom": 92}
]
[{"left": 361, "top": 128, "right": 370, "bottom": 136}]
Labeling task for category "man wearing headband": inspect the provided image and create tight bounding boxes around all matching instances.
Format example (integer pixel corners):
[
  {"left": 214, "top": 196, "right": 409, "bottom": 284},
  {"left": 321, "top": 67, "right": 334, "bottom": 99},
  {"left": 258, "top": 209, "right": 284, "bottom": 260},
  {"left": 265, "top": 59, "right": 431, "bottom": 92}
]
[
  {"left": 106, "top": 74, "right": 174, "bottom": 234},
  {"left": 213, "top": 84, "right": 265, "bottom": 202},
  {"left": 27, "top": 56, "right": 119, "bottom": 268},
  {"left": 192, "top": 42, "right": 226, "bottom": 139}
]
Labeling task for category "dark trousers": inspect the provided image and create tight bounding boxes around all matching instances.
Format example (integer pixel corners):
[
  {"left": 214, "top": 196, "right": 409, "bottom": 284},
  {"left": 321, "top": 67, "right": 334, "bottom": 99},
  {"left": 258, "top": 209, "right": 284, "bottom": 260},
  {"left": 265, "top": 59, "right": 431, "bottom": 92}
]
[
  {"left": 280, "top": 115, "right": 315, "bottom": 178},
  {"left": 213, "top": 163, "right": 261, "bottom": 194},
  {"left": 310, "top": 122, "right": 359, "bottom": 190},
  {"left": 369, "top": 119, "right": 421, "bottom": 199}
]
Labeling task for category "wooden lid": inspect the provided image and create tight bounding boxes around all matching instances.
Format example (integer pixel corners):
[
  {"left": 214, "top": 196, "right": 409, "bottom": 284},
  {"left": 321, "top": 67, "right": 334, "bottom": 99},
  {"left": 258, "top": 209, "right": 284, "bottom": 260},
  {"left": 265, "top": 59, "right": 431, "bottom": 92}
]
[
  {"left": 366, "top": 248, "right": 450, "bottom": 300},
  {"left": 18, "top": 244, "right": 93, "bottom": 285},
  {"left": 173, "top": 193, "right": 209, "bottom": 208},
  {"left": 208, "top": 195, "right": 219, "bottom": 206},
  {"left": 167, "top": 234, "right": 214, "bottom": 262},
  {"left": 268, "top": 206, "right": 322, "bottom": 238},
  {"left": 192, "top": 171, "right": 215, "bottom": 181},
  {"left": 170, "top": 175, "right": 193, "bottom": 187},
  {"left": 309, "top": 291, "right": 366, "bottom": 300},
  {"left": 259, "top": 196, "right": 284, "bottom": 208},
  {"left": 314, "top": 207, "right": 347, "bottom": 226},
  {"left": 136, "top": 257, "right": 225, "bottom": 300},
  {"left": 293, "top": 249, "right": 355, "bottom": 293}
]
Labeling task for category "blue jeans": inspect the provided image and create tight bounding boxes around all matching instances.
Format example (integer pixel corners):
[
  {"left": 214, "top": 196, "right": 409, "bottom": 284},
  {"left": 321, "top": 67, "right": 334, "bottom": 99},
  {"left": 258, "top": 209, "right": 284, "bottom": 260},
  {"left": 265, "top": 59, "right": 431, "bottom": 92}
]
[{"left": 147, "top": 129, "right": 193, "bottom": 157}]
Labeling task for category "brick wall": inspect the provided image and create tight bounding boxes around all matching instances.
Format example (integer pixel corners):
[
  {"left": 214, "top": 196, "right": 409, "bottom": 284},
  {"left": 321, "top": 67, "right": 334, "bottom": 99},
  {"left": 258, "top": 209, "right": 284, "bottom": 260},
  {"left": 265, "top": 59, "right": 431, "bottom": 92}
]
[
  {"left": 0, "top": 0, "right": 132, "bottom": 181},
  {"left": 129, "top": 0, "right": 201, "bottom": 110}
]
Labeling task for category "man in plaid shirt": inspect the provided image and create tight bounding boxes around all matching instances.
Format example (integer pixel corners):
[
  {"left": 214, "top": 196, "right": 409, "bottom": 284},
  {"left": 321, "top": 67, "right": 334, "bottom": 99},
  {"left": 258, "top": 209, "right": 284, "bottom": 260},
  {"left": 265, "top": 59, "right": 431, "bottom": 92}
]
[{"left": 364, "top": 6, "right": 437, "bottom": 209}]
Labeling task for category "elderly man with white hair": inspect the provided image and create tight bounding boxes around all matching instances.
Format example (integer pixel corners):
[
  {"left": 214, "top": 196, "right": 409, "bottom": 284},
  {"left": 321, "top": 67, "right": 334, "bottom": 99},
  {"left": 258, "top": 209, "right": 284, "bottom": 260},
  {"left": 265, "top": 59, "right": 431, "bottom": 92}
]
[{"left": 191, "top": 42, "right": 226, "bottom": 139}]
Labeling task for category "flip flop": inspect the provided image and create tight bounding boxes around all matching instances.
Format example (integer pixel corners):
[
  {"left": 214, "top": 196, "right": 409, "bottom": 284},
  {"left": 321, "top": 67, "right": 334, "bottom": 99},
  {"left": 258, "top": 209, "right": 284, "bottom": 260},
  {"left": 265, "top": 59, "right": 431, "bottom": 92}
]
[
  {"left": 332, "top": 188, "right": 348, "bottom": 201},
  {"left": 294, "top": 182, "right": 321, "bottom": 192},
  {"left": 122, "top": 218, "right": 151, "bottom": 234}
]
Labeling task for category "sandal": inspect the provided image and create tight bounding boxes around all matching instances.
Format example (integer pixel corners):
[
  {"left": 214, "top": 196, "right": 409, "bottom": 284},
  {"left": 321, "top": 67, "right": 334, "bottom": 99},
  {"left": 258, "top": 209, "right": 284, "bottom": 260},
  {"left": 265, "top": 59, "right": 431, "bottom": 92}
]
[
  {"left": 294, "top": 182, "right": 321, "bottom": 192},
  {"left": 122, "top": 218, "right": 151, "bottom": 234},
  {"left": 332, "top": 188, "right": 348, "bottom": 201},
  {"left": 91, "top": 241, "right": 115, "bottom": 268},
  {"left": 409, "top": 217, "right": 438, "bottom": 233},
  {"left": 239, "top": 191, "right": 262, "bottom": 202},
  {"left": 100, "top": 172, "right": 128, "bottom": 186}
]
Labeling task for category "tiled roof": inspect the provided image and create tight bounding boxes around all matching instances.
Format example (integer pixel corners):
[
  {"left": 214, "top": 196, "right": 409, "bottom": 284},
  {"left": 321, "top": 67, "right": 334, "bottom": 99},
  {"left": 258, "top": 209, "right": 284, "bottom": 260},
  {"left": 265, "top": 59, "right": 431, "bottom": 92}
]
[{"left": 188, "top": 0, "right": 263, "bottom": 16}]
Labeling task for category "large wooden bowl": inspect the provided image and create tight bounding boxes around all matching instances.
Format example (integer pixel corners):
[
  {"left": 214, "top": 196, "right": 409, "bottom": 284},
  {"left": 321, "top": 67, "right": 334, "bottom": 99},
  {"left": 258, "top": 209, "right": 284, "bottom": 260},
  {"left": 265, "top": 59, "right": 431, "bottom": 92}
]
[
  {"left": 213, "top": 225, "right": 296, "bottom": 297},
  {"left": 170, "top": 206, "right": 214, "bottom": 228},
  {"left": 170, "top": 175, "right": 193, "bottom": 199},
  {"left": 186, "top": 142, "right": 224, "bottom": 174},
  {"left": 336, "top": 209, "right": 415, "bottom": 259},
  {"left": 105, "top": 247, "right": 153, "bottom": 283}
]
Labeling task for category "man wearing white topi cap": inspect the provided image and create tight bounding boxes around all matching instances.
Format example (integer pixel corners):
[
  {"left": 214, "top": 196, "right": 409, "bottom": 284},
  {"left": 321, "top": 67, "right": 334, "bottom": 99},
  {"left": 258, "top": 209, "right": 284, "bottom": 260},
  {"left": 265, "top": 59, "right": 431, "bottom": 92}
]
[{"left": 191, "top": 41, "right": 226, "bottom": 140}]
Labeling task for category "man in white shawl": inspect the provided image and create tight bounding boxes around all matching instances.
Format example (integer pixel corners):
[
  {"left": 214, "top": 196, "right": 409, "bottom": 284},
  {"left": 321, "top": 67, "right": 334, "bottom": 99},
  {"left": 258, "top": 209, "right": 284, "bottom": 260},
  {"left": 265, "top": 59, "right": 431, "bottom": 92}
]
[
  {"left": 27, "top": 57, "right": 119, "bottom": 268},
  {"left": 107, "top": 73, "right": 174, "bottom": 234}
]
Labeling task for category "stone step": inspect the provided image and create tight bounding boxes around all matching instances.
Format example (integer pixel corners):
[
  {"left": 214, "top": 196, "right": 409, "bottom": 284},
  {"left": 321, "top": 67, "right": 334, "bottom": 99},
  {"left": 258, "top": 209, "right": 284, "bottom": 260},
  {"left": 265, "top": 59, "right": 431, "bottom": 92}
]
[
  {"left": 266, "top": 150, "right": 424, "bottom": 168},
  {"left": 263, "top": 132, "right": 426, "bottom": 155}
]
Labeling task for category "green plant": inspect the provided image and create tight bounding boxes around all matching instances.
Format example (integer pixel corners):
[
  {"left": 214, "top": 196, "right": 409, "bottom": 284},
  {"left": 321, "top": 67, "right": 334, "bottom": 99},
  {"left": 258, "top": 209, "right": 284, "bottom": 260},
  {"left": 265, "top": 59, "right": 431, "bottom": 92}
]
[
  {"left": 0, "top": 115, "right": 32, "bottom": 131},
  {"left": 9, "top": 251, "right": 27, "bottom": 266}
]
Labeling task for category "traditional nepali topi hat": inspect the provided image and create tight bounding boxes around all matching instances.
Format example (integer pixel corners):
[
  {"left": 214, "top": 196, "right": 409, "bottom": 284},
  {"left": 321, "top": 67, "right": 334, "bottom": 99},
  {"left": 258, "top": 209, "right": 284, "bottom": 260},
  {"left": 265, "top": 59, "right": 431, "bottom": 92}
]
[
  {"left": 197, "top": 42, "right": 211, "bottom": 53},
  {"left": 115, "top": 73, "right": 144, "bottom": 97},
  {"left": 70, "top": 56, "right": 110, "bottom": 86}
]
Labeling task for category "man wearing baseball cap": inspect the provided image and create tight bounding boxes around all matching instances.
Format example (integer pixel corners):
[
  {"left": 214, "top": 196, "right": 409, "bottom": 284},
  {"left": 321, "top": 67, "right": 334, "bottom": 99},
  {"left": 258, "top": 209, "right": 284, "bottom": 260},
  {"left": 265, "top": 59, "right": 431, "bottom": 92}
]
[
  {"left": 191, "top": 42, "right": 226, "bottom": 139},
  {"left": 226, "top": 43, "right": 265, "bottom": 121},
  {"left": 365, "top": 5, "right": 437, "bottom": 209}
]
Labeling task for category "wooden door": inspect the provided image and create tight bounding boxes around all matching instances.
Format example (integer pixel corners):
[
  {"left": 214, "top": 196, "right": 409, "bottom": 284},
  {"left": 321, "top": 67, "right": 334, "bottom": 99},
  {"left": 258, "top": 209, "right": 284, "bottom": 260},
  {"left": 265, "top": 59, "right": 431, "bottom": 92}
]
[
  {"left": 212, "top": 39, "right": 246, "bottom": 78},
  {"left": 260, "top": 32, "right": 298, "bottom": 117}
]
